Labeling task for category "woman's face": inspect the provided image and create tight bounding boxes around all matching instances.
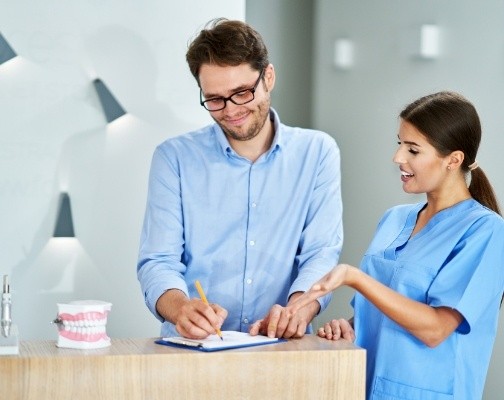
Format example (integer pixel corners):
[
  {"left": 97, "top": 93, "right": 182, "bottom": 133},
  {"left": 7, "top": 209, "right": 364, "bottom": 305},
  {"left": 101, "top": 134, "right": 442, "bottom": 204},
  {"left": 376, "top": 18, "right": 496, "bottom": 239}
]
[{"left": 393, "top": 119, "right": 450, "bottom": 195}]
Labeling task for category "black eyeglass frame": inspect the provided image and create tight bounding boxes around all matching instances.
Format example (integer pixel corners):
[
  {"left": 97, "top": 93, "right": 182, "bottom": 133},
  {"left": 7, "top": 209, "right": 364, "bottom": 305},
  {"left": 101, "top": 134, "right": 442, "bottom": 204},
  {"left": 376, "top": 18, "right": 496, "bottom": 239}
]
[{"left": 199, "top": 69, "right": 265, "bottom": 111}]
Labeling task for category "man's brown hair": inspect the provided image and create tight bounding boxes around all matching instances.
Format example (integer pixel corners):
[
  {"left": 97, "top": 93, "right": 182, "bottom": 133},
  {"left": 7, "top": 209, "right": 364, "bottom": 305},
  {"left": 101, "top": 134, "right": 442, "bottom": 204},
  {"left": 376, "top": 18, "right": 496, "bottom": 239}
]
[{"left": 186, "top": 18, "right": 269, "bottom": 85}]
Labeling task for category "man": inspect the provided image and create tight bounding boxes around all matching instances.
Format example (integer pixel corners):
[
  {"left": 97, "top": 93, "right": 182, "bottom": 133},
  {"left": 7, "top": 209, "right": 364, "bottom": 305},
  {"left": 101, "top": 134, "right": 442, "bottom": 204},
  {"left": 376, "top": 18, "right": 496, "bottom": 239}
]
[{"left": 137, "top": 18, "right": 343, "bottom": 339}]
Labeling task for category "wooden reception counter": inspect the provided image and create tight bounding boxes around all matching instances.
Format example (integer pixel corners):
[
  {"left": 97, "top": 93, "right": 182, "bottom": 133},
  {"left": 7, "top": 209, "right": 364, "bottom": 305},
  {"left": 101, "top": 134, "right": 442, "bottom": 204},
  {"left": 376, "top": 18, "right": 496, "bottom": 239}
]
[{"left": 0, "top": 335, "right": 365, "bottom": 400}]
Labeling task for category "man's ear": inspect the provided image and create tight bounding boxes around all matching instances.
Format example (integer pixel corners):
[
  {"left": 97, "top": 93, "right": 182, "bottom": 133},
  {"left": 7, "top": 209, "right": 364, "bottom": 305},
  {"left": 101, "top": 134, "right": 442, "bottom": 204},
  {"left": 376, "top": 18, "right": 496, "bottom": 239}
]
[{"left": 264, "top": 63, "right": 275, "bottom": 92}]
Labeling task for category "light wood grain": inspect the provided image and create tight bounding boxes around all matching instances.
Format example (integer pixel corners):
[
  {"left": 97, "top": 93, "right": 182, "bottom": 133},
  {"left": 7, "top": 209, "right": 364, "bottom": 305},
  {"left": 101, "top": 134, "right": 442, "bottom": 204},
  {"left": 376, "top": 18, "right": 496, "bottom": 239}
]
[{"left": 0, "top": 335, "right": 365, "bottom": 400}]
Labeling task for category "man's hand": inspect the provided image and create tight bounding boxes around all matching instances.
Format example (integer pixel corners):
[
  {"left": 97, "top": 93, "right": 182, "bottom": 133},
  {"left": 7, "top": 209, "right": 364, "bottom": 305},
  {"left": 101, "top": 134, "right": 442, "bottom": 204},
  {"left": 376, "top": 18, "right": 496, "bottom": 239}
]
[
  {"left": 249, "top": 293, "right": 320, "bottom": 339},
  {"left": 174, "top": 298, "right": 227, "bottom": 339},
  {"left": 156, "top": 289, "right": 227, "bottom": 339}
]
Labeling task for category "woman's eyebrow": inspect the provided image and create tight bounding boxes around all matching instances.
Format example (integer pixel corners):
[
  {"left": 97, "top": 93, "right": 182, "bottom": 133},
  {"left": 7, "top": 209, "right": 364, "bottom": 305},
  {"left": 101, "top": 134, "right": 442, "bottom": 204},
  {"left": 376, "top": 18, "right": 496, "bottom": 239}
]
[{"left": 397, "top": 135, "right": 421, "bottom": 146}]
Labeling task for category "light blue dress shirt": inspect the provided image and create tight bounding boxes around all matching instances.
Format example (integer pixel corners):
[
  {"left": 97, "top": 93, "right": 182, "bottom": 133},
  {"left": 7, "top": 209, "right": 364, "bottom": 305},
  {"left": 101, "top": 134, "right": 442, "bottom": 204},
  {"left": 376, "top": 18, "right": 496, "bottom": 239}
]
[
  {"left": 138, "top": 109, "right": 343, "bottom": 337},
  {"left": 353, "top": 199, "right": 504, "bottom": 400}
]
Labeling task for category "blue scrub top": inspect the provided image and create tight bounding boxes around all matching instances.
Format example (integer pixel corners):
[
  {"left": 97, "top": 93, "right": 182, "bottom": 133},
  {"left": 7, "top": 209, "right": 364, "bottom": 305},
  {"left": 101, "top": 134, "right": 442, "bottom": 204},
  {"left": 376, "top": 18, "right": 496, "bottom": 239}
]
[{"left": 353, "top": 199, "right": 504, "bottom": 400}]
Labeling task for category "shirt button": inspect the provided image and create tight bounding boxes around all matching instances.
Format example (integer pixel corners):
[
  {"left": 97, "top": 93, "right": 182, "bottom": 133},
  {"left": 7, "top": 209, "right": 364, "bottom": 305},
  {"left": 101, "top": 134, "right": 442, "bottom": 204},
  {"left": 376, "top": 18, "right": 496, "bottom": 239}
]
[
  {"left": 243, "top": 318, "right": 249, "bottom": 324},
  {"left": 249, "top": 240, "right": 255, "bottom": 246},
  {"left": 251, "top": 202, "right": 257, "bottom": 208},
  {"left": 246, "top": 278, "right": 252, "bottom": 284}
]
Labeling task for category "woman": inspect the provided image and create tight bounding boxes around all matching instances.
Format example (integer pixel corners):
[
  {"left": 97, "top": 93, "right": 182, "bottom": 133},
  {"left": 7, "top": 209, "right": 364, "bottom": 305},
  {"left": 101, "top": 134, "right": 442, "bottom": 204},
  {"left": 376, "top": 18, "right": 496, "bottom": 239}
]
[{"left": 289, "top": 91, "right": 504, "bottom": 400}]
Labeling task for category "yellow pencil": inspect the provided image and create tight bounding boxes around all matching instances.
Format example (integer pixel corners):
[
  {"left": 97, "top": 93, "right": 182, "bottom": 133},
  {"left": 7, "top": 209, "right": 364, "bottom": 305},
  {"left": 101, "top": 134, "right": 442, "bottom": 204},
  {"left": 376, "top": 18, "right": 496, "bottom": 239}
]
[{"left": 195, "top": 280, "right": 223, "bottom": 340}]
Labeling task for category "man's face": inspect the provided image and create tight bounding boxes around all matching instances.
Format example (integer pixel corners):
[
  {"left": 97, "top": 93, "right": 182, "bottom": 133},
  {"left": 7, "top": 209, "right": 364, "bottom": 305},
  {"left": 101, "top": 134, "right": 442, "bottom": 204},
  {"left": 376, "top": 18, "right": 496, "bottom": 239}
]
[{"left": 198, "top": 63, "right": 274, "bottom": 142}]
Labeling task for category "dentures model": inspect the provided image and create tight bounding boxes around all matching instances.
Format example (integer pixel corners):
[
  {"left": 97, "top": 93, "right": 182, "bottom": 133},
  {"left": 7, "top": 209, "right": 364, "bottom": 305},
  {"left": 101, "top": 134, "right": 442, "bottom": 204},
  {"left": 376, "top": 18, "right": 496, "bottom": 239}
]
[{"left": 55, "top": 300, "right": 112, "bottom": 349}]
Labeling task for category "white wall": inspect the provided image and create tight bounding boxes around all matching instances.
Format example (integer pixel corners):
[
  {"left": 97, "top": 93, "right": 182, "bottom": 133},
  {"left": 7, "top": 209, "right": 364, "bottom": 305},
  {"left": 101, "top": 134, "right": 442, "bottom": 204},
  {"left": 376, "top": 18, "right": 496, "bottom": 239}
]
[
  {"left": 311, "top": 1, "right": 504, "bottom": 399},
  {"left": 0, "top": 0, "right": 245, "bottom": 340},
  {"left": 245, "top": 0, "right": 314, "bottom": 128}
]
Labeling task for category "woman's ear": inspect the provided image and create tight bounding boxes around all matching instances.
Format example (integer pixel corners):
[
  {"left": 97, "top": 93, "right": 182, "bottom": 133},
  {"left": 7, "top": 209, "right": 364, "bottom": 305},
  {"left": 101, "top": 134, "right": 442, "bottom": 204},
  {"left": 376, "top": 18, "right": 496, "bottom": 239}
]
[{"left": 447, "top": 150, "right": 465, "bottom": 170}]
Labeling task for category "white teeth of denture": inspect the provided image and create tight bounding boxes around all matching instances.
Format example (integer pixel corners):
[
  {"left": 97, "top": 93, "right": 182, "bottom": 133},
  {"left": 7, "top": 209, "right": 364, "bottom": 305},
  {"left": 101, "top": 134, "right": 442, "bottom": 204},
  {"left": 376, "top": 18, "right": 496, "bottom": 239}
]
[
  {"left": 401, "top": 171, "right": 414, "bottom": 177},
  {"left": 62, "top": 325, "right": 107, "bottom": 333},
  {"left": 60, "top": 318, "right": 107, "bottom": 328}
]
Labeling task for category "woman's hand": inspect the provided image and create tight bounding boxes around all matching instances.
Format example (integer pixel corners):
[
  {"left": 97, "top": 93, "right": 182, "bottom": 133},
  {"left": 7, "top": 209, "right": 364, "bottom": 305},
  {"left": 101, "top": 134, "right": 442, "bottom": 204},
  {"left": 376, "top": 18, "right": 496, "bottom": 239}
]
[
  {"left": 287, "top": 264, "right": 354, "bottom": 314},
  {"left": 317, "top": 318, "right": 355, "bottom": 341}
]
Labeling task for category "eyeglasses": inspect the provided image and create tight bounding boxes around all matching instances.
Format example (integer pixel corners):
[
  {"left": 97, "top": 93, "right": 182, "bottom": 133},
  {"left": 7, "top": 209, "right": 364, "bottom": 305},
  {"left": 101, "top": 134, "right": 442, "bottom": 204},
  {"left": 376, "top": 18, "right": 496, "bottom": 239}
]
[{"left": 199, "top": 69, "right": 264, "bottom": 111}]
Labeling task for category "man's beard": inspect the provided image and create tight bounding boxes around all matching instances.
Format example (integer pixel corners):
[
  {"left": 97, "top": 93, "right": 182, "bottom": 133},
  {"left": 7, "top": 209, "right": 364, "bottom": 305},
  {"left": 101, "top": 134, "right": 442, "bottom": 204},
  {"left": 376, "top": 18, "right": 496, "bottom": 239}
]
[{"left": 214, "top": 99, "right": 270, "bottom": 142}]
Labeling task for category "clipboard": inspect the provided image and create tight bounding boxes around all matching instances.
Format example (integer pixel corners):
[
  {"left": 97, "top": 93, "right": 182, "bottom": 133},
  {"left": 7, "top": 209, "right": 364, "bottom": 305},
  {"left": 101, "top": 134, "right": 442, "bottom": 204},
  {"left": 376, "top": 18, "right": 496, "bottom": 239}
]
[{"left": 155, "top": 330, "right": 286, "bottom": 352}]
